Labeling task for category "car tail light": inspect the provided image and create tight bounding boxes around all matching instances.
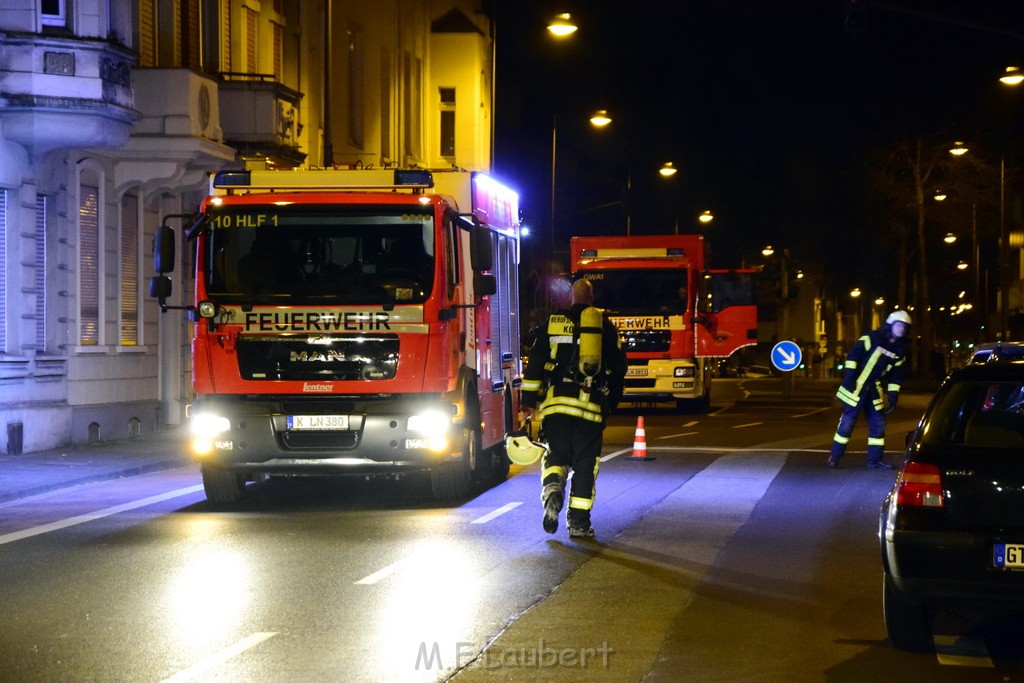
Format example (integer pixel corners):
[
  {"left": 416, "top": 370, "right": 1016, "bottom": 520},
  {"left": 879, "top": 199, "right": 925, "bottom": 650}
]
[{"left": 895, "top": 462, "right": 944, "bottom": 508}]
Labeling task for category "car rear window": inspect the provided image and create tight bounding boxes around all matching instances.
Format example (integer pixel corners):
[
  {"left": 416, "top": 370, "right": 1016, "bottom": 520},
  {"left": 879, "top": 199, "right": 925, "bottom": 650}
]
[{"left": 920, "top": 381, "right": 1024, "bottom": 448}]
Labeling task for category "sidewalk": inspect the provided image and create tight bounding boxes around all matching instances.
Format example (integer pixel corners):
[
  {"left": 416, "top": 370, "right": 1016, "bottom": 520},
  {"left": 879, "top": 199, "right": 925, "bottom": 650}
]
[{"left": 0, "top": 428, "right": 190, "bottom": 504}]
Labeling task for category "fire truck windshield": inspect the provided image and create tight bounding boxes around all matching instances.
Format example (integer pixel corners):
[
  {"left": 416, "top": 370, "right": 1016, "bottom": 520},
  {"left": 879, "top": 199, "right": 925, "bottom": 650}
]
[
  {"left": 203, "top": 205, "right": 435, "bottom": 304},
  {"left": 578, "top": 270, "right": 688, "bottom": 315}
]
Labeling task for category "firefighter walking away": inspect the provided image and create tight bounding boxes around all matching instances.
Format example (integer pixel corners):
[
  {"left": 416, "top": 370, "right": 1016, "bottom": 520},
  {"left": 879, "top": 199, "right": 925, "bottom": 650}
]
[{"left": 520, "top": 279, "right": 627, "bottom": 538}]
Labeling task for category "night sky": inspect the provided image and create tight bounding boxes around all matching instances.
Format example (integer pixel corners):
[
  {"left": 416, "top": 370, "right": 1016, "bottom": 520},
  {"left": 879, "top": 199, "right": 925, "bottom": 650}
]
[{"left": 491, "top": 0, "right": 1024, "bottom": 300}]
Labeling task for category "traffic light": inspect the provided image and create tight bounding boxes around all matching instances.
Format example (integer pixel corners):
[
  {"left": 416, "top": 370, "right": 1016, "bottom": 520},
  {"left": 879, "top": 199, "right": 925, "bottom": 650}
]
[{"left": 844, "top": 0, "right": 866, "bottom": 37}]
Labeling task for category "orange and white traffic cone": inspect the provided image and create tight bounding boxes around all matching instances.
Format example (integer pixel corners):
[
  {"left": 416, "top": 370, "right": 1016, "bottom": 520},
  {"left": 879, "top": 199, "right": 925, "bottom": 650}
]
[{"left": 629, "top": 416, "right": 656, "bottom": 461}]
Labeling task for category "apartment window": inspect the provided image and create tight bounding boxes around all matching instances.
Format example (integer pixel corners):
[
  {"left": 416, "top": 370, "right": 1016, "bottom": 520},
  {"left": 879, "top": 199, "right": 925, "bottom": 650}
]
[
  {"left": 380, "top": 51, "right": 392, "bottom": 161},
  {"left": 137, "top": 0, "right": 158, "bottom": 67},
  {"left": 403, "top": 53, "right": 421, "bottom": 159},
  {"left": 244, "top": 5, "right": 257, "bottom": 73},
  {"left": 220, "top": 0, "right": 232, "bottom": 72},
  {"left": 79, "top": 179, "right": 101, "bottom": 346},
  {"left": 348, "top": 25, "right": 364, "bottom": 148},
  {"left": 0, "top": 191, "right": 6, "bottom": 352},
  {"left": 40, "top": 0, "right": 66, "bottom": 27},
  {"left": 34, "top": 196, "right": 47, "bottom": 352},
  {"left": 272, "top": 21, "right": 283, "bottom": 81},
  {"left": 119, "top": 193, "right": 140, "bottom": 346},
  {"left": 439, "top": 87, "right": 456, "bottom": 159}
]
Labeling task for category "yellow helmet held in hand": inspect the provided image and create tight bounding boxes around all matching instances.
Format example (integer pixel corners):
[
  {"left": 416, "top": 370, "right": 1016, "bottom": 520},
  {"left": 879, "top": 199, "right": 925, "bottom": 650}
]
[{"left": 505, "top": 430, "right": 549, "bottom": 465}]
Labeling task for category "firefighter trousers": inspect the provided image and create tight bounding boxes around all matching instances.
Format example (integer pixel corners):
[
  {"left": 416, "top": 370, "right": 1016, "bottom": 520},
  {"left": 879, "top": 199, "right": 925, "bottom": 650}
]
[
  {"left": 830, "top": 398, "right": 887, "bottom": 464},
  {"left": 540, "top": 414, "right": 603, "bottom": 526}
]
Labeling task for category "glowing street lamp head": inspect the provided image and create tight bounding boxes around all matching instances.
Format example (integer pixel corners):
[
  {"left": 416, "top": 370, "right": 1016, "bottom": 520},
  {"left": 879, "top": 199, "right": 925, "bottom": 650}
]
[
  {"left": 659, "top": 162, "right": 677, "bottom": 177},
  {"left": 850, "top": 287, "right": 862, "bottom": 298},
  {"left": 761, "top": 245, "right": 774, "bottom": 257},
  {"left": 949, "top": 141, "right": 969, "bottom": 156},
  {"left": 1000, "top": 66, "right": 1024, "bottom": 86},
  {"left": 589, "top": 110, "right": 612, "bottom": 127},
  {"left": 699, "top": 210, "right": 714, "bottom": 224},
  {"left": 944, "top": 232, "right": 957, "bottom": 244},
  {"left": 547, "top": 13, "right": 578, "bottom": 37}
]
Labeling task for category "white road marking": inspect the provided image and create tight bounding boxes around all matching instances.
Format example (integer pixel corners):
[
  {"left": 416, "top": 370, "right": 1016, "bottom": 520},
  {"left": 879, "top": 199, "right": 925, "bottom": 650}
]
[
  {"left": 0, "top": 485, "right": 205, "bottom": 546},
  {"left": 933, "top": 634, "right": 994, "bottom": 668},
  {"left": 601, "top": 447, "right": 632, "bottom": 461},
  {"left": 355, "top": 555, "right": 417, "bottom": 585},
  {"left": 733, "top": 422, "right": 763, "bottom": 429},
  {"left": 160, "top": 631, "right": 277, "bottom": 682},
  {"left": 471, "top": 501, "right": 523, "bottom": 524},
  {"left": 657, "top": 432, "right": 699, "bottom": 440}
]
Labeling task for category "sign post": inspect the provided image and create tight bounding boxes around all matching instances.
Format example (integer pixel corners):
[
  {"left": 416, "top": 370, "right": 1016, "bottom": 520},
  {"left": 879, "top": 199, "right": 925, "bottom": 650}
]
[{"left": 771, "top": 340, "right": 802, "bottom": 399}]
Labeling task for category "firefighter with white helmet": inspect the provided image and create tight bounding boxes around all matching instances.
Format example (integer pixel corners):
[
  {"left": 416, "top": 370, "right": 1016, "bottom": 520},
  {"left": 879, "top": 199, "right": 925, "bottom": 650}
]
[{"left": 827, "top": 309, "right": 911, "bottom": 469}]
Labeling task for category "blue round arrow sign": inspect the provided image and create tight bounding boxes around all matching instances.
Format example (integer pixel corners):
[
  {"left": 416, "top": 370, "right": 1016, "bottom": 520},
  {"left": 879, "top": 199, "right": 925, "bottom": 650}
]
[{"left": 771, "top": 340, "right": 803, "bottom": 372}]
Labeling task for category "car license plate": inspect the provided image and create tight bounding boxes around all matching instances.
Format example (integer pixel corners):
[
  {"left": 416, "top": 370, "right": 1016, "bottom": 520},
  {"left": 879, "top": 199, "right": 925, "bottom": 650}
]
[
  {"left": 626, "top": 368, "right": 648, "bottom": 377},
  {"left": 993, "top": 543, "right": 1024, "bottom": 569},
  {"left": 287, "top": 415, "right": 349, "bottom": 430}
]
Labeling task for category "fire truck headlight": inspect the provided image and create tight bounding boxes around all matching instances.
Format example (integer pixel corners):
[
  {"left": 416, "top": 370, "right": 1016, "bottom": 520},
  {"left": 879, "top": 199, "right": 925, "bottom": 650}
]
[
  {"left": 407, "top": 410, "right": 451, "bottom": 437},
  {"left": 190, "top": 413, "right": 231, "bottom": 457},
  {"left": 674, "top": 367, "right": 695, "bottom": 378}
]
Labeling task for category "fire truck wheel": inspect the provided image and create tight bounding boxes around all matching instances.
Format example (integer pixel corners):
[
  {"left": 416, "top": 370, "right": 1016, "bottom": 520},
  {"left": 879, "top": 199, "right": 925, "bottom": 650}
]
[
  {"left": 430, "top": 427, "right": 477, "bottom": 500},
  {"left": 201, "top": 465, "right": 245, "bottom": 503}
]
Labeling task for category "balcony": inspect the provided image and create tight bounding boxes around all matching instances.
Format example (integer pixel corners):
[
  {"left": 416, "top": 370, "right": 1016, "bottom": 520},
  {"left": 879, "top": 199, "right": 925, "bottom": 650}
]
[
  {"left": 218, "top": 73, "right": 305, "bottom": 168},
  {"left": 0, "top": 32, "right": 138, "bottom": 157},
  {"left": 117, "top": 69, "right": 235, "bottom": 191}
]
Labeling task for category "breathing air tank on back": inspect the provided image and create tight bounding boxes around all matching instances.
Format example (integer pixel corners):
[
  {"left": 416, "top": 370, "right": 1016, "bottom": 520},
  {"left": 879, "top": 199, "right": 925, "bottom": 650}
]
[{"left": 578, "top": 306, "right": 604, "bottom": 379}]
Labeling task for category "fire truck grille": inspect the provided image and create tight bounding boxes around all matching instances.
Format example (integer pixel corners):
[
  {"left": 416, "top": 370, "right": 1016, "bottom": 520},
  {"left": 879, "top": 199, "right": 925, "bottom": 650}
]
[
  {"left": 236, "top": 336, "right": 400, "bottom": 381},
  {"left": 620, "top": 331, "right": 671, "bottom": 353},
  {"left": 281, "top": 431, "right": 359, "bottom": 450}
]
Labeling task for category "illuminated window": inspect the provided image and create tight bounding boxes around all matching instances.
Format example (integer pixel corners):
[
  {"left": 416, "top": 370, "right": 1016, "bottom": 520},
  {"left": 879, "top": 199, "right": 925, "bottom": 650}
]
[
  {"left": 380, "top": 51, "right": 392, "bottom": 162},
  {"left": 79, "top": 175, "right": 101, "bottom": 346},
  {"left": 348, "top": 25, "right": 364, "bottom": 148},
  {"left": 137, "top": 0, "right": 158, "bottom": 67},
  {"left": 244, "top": 5, "right": 257, "bottom": 73},
  {"left": 40, "top": 0, "right": 66, "bottom": 27},
  {"left": 119, "top": 193, "right": 140, "bottom": 346},
  {"left": 439, "top": 87, "right": 456, "bottom": 159}
]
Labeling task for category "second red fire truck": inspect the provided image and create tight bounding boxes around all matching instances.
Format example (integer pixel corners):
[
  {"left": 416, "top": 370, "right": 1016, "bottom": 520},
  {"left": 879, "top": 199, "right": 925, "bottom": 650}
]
[{"left": 571, "top": 234, "right": 757, "bottom": 410}]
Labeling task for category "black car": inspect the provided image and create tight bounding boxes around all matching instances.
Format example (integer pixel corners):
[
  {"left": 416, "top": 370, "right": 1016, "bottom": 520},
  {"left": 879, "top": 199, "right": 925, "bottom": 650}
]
[{"left": 879, "top": 359, "right": 1024, "bottom": 651}]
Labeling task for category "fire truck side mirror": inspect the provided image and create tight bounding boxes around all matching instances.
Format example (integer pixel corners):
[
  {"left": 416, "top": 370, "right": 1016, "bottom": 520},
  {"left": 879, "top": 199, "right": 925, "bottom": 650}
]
[
  {"left": 153, "top": 225, "right": 176, "bottom": 274},
  {"left": 470, "top": 225, "right": 494, "bottom": 272},
  {"left": 149, "top": 275, "right": 172, "bottom": 300},
  {"left": 474, "top": 273, "right": 497, "bottom": 297}
]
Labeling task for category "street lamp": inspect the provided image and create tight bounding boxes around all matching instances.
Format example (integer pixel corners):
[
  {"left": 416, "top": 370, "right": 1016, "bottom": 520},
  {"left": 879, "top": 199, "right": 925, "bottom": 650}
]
[
  {"left": 659, "top": 162, "right": 677, "bottom": 177},
  {"left": 547, "top": 13, "right": 578, "bottom": 37},
  {"left": 699, "top": 210, "right": 714, "bottom": 224},
  {"left": 1000, "top": 66, "right": 1024, "bottom": 86},
  {"left": 998, "top": 68, "right": 1021, "bottom": 340}
]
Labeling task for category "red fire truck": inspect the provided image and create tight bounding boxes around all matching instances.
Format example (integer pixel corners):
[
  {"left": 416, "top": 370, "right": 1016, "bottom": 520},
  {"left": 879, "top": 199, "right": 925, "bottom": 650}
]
[
  {"left": 571, "top": 234, "right": 757, "bottom": 410},
  {"left": 150, "top": 168, "right": 522, "bottom": 502}
]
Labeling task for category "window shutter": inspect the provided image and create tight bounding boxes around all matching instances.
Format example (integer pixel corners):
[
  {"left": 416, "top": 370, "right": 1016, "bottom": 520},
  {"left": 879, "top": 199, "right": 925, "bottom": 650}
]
[
  {"left": 0, "top": 190, "right": 6, "bottom": 352},
  {"left": 120, "top": 194, "right": 139, "bottom": 346},
  {"left": 80, "top": 185, "right": 100, "bottom": 346},
  {"left": 35, "top": 195, "right": 46, "bottom": 352}
]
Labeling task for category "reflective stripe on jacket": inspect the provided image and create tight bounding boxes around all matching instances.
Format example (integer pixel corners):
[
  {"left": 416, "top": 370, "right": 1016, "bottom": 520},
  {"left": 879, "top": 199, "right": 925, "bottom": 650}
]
[{"left": 835, "top": 326, "right": 907, "bottom": 408}]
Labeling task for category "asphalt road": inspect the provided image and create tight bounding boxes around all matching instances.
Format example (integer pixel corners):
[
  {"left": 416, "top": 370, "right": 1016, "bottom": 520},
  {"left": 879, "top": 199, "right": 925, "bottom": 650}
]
[{"left": 0, "top": 380, "right": 1020, "bottom": 681}]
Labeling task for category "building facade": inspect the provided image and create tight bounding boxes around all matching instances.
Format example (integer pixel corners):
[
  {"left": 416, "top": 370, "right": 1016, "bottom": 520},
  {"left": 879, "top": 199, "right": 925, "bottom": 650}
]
[{"left": 0, "top": 0, "right": 494, "bottom": 454}]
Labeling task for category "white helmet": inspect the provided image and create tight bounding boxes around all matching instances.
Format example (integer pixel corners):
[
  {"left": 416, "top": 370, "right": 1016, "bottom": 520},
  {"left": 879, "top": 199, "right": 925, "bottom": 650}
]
[
  {"left": 505, "top": 430, "right": 549, "bottom": 465},
  {"left": 886, "top": 310, "right": 912, "bottom": 326}
]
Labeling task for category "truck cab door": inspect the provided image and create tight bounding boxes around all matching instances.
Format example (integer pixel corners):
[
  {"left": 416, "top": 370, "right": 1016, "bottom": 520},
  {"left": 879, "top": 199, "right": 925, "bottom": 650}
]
[{"left": 696, "top": 269, "right": 758, "bottom": 357}]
